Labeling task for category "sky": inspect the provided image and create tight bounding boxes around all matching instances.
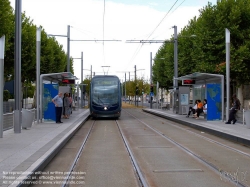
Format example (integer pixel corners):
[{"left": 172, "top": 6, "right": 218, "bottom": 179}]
[{"left": 9, "top": 0, "right": 217, "bottom": 83}]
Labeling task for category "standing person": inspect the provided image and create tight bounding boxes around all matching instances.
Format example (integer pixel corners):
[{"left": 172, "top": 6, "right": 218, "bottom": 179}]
[
  {"left": 225, "top": 94, "right": 241, "bottom": 124},
  {"left": 64, "top": 93, "right": 70, "bottom": 119},
  {"left": 186, "top": 100, "right": 198, "bottom": 117},
  {"left": 52, "top": 92, "right": 63, "bottom": 123},
  {"left": 194, "top": 100, "right": 203, "bottom": 119},
  {"left": 62, "top": 93, "right": 66, "bottom": 119},
  {"left": 68, "top": 93, "right": 73, "bottom": 115}
]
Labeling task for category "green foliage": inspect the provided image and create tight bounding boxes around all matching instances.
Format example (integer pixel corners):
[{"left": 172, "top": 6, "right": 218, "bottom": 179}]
[
  {"left": 1, "top": 2, "right": 73, "bottom": 91},
  {"left": 82, "top": 78, "right": 91, "bottom": 95},
  {"left": 3, "top": 90, "right": 10, "bottom": 101},
  {"left": 0, "top": 0, "right": 14, "bottom": 80},
  {"left": 123, "top": 77, "right": 150, "bottom": 97},
  {"left": 154, "top": 0, "right": 250, "bottom": 89}
]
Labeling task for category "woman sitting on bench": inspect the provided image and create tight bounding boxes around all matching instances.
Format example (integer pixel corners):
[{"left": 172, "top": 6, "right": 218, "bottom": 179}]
[
  {"left": 186, "top": 100, "right": 198, "bottom": 117},
  {"left": 194, "top": 100, "right": 203, "bottom": 119}
]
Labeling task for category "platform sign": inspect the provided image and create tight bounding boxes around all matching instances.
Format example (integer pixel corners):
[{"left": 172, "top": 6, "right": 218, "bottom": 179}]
[
  {"left": 182, "top": 79, "right": 195, "bottom": 85},
  {"left": 62, "top": 79, "right": 75, "bottom": 84}
]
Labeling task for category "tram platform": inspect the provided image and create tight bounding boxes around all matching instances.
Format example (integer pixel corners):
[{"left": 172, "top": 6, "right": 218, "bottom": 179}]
[
  {"left": 142, "top": 108, "right": 250, "bottom": 146},
  {"left": 0, "top": 108, "right": 89, "bottom": 187}
]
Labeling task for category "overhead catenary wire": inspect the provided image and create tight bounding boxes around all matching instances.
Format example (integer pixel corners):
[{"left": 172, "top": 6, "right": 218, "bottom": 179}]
[
  {"left": 150, "top": 0, "right": 187, "bottom": 40},
  {"left": 126, "top": 0, "right": 180, "bottom": 70},
  {"left": 146, "top": 0, "right": 179, "bottom": 40}
]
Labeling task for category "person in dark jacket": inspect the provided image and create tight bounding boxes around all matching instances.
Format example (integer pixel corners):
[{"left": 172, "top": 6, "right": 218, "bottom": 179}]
[
  {"left": 225, "top": 94, "right": 241, "bottom": 124},
  {"left": 186, "top": 100, "right": 198, "bottom": 117}
]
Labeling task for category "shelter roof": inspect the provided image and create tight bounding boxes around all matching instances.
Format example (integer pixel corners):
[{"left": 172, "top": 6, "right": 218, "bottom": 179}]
[
  {"left": 41, "top": 72, "right": 78, "bottom": 83},
  {"left": 176, "top": 72, "right": 223, "bottom": 81}
]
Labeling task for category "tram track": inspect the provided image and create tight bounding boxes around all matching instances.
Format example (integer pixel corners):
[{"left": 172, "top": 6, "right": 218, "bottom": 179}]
[
  {"left": 64, "top": 119, "right": 148, "bottom": 187},
  {"left": 30, "top": 118, "right": 143, "bottom": 187},
  {"left": 116, "top": 120, "right": 148, "bottom": 187},
  {"left": 123, "top": 109, "right": 249, "bottom": 187},
  {"left": 29, "top": 108, "right": 250, "bottom": 187},
  {"left": 61, "top": 120, "right": 95, "bottom": 187},
  {"left": 141, "top": 110, "right": 250, "bottom": 159}
]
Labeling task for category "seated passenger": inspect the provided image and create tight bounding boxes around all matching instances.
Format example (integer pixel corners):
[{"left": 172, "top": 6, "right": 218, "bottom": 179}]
[
  {"left": 203, "top": 99, "right": 207, "bottom": 117},
  {"left": 186, "top": 100, "right": 198, "bottom": 117},
  {"left": 194, "top": 100, "right": 203, "bottom": 119}
]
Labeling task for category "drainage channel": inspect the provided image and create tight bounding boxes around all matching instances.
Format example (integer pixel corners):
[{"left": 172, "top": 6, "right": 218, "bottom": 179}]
[
  {"left": 116, "top": 120, "right": 149, "bottom": 187},
  {"left": 125, "top": 110, "right": 247, "bottom": 187}
]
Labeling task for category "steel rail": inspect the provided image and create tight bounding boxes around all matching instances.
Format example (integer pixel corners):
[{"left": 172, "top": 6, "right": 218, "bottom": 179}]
[
  {"left": 116, "top": 120, "right": 149, "bottom": 187},
  {"left": 142, "top": 111, "right": 250, "bottom": 158},
  {"left": 125, "top": 110, "right": 247, "bottom": 187},
  {"left": 61, "top": 120, "right": 95, "bottom": 187}
]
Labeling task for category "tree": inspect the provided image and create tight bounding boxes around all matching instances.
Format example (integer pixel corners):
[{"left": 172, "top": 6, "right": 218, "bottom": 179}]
[
  {"left": 154, "top": 0, "right": 250, "bottom": 89},
  {"left": 82, "top": 77, "right": 91, "bottom": 96},
  {"left": 0, "top": 0, "right": 14, "bottom": 81}
]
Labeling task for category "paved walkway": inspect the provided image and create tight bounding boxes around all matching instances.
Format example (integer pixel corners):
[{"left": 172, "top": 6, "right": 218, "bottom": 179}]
[
  {"left": 142, "top": 108, "right": 250, "bottom": 146},
  {"left": 1, "top": 104, "right": 249, "bottom": 186},
  {"left": 0, "top": 109, "right": 89, "bottom": 187}
]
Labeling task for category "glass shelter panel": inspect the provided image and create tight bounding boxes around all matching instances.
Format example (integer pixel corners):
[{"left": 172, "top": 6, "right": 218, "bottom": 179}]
[{"left": 193, "top": 85, "right": 206, "bottom": 104}]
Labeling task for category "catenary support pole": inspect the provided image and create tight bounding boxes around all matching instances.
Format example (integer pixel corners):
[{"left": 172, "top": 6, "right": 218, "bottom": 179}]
[
  {"left": 226, "top": 29, "right": 230, "bottom": 122},
  {"left": 150, "top": 52, "right": 152, "bottom": 109},
  {"left": 91, "top": 65, "right": 92, "bottom": 79},
  {"left": 14, "top": 0, "right": 22, "bottom": 133},
  {"left": 0, "top": 35, "right": 5, "bottom": 138},
  {"left": 157, "top": 82, "right": 159, "bottom": 109},
  {"left": 134, "top": 65, "right": 137, "bottom": 106},
  {"left": 129, "top": 72, "right": 130, "bottom": 104},
  {"left": 81, "top": 52, "right": 83, "bottom": 108},
  {"left": 77, "top": 82, "right": 79, "bottom": 110},
  {"left": 173, "top": 25, "right": 178, "bottom": 114},
  {"left": 81, "top": 52, "right": 83, "bottom": 83},
  {"left": 125, "top": 73, "right": 126, "bottom": 103},
  {"left": 36, "top": 28, "right": 41, "bottom": 123},
  {"left": 67, "top": 25, "right": 70, "bottom": 73}
]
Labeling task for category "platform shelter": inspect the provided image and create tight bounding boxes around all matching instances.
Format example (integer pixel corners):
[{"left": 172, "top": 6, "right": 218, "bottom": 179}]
[
  {"left": 38, "top": 72, "right": 78, "bottom": 123},
  {"left": 176, "top": 72, "right": 224, "bottom": 121}
]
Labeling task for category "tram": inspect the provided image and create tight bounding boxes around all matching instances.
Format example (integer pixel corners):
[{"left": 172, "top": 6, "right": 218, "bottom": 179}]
[{"left": 89, "top": 75, "right": 122, "bottom": 118}]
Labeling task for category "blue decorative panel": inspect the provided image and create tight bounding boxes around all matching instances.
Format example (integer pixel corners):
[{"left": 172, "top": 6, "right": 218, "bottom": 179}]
[
  {"left": 44, "top": 84, "right": 59, "bottom": 121},
  {"left": 207, "top": 84, "right": 221, "bottom": 120}
]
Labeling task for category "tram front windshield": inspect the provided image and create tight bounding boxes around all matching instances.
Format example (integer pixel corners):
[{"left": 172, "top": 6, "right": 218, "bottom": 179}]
[{"left": 92, "top": 78, "right": 119, "bottom": 106}]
